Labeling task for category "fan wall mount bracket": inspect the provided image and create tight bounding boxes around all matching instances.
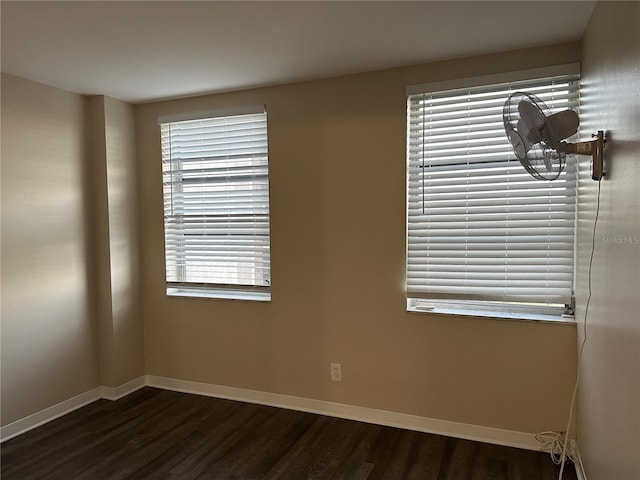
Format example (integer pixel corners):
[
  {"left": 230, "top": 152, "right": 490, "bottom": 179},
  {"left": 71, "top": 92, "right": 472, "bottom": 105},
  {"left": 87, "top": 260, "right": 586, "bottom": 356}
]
[{"left": 556, "top": 130, "right": 605, "bottom": 181}]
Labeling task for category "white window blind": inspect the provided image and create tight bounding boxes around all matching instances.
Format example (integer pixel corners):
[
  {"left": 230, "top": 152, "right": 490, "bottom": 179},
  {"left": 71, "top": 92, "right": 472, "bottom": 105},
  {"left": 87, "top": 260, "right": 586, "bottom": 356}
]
[
  {"left": 161, "top": 109, "right": 271, "bottom": 299},
  {"left": 407, "top": 73, "right": 579, "bottom": 316}
]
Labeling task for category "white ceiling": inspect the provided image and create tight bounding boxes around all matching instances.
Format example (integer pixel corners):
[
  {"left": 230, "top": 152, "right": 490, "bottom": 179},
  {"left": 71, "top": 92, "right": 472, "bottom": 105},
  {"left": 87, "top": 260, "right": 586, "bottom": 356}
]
[{"left": 1, "top": 1, "right": 595, "bottom": 104}]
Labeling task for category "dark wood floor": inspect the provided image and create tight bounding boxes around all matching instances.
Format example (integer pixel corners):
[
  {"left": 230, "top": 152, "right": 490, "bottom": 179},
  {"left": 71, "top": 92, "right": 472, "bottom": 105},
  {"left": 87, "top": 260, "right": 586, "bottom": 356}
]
[{"left": 1, "top": 387, "right": 576, "bottom": 480}]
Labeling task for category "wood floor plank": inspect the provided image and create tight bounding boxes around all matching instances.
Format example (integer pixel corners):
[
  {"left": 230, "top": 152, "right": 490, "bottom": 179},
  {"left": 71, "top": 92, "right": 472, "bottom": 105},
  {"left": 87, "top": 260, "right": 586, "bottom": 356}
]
[
  {"left": 262, "top": 416, "right": 345, "bottom": 480},
  {"left": 327, "top": 423, "right": 380, "bottom": 480},
  {"left": 0, "top": 387, "right": 577, "bottom": 480},
  {"left": 401, "top": 431, "right": 448, "bottom": 480},
  {"left": 127, "top": 397, "right": 246, "bottom": 479}
]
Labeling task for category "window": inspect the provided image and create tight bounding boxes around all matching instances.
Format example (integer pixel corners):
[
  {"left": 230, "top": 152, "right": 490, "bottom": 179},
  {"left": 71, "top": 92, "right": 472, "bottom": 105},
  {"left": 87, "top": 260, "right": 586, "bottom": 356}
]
[
  {"left": 160, "top": 107, "right": 271, "bottom": 301},
  {"left": 406, "top": 67, "right": 580, "bottom": 320}
]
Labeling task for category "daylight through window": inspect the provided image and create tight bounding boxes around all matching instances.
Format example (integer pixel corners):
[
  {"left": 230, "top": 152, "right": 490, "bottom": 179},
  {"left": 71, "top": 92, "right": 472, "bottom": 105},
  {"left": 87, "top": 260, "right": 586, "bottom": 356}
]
[
  {"left": 406, "top": 71, "right": 580, "bottom": 319},
  {"left": 160, "top": 108, "right": 271, "bottom": 300}
]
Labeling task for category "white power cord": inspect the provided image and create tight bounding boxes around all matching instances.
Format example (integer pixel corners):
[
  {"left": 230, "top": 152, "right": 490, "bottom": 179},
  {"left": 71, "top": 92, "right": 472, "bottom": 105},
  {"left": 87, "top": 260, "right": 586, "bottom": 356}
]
[
  {"left": 545, "top": 178, "right": 601, "bottom": 480},
  {"left": 536, "top": 431, "right": 578, "bottom": 465}
]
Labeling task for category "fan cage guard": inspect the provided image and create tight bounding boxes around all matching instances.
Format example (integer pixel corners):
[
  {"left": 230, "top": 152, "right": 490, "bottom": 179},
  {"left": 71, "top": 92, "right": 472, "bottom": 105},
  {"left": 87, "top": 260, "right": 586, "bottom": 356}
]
[{"left": 503, "top": 92, "right": 566, "bottom": 181}]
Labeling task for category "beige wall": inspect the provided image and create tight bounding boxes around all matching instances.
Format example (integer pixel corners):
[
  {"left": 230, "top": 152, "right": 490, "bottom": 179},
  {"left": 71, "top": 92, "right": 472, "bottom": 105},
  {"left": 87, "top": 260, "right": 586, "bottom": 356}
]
[
  {"left": 88, "top": 95, "right": 145, "bottom": 388},
  {"left": 1, "top": 77, "right": 143, "bottom": 427},
  {"left": 1, "top": 74, "right": 100, "bottom": 424},
  {"left": 578, "top": 2, "right": 640, "bottom": 478},
  {"left": 136, "top": 43, "right": 581, "bottom": 433},
  {"left": 103, "top": 96, "right": 145, "bottom": 386}
]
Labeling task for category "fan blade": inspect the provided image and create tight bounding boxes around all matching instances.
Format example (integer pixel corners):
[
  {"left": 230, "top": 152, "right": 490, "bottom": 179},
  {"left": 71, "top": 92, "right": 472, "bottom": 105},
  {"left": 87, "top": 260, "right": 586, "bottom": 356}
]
[
  {"left": 508, "top": 129, "right": 528, "bottom": 160},
  {"left": 544, "top": 110, "right": 580, "bottom": 146},
  {"left": 518, "top": 99, "right": 545, "bottom": 143},
  {"left": 516, "top": 118, "right": 536, "bottom": 149},
  {"left": 543, "top": 151, "right": 553, "bottom": 172}
]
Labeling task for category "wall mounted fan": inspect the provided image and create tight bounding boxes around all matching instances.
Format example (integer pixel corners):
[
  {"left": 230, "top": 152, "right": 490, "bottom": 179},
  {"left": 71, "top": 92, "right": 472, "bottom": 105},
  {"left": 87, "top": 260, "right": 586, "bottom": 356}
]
[{"left": 503, "top": 92, "right": 604, "bottom": 181}]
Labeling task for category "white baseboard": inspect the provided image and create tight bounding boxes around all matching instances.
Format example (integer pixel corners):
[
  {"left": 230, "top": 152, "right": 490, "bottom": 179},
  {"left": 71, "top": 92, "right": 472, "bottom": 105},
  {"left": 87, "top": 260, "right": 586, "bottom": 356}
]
[
  {"left": 1, "top": 375, "right": 146, "bottom": 443},
  {"left": 0, "top": 387, "right": 102, "bottom": 443},
  {"left": 146, "top": 375, "right": 541, "bottom": 451},
  {"left": 2, "top": 374, "right": 544, "bottom": 452},
  {"left": 101, "top": 376, "right": 146, "bottom": 400}
]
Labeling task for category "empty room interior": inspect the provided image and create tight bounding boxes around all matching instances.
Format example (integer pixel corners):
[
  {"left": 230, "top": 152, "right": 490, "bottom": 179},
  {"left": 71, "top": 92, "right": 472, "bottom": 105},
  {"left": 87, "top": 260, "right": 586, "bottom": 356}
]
[{"left": 1, "top": 1, "right": 638, "bottom": 479}]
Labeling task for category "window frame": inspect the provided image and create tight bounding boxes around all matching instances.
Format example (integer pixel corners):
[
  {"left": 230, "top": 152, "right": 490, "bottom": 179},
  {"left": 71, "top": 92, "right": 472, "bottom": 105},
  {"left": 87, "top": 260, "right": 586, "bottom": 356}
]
[
  {"left": 158, "top": 106, "right": 272, "bottom": 302},
  {"left": 405, "top": 65, "right": 580, "bottom": 322}
]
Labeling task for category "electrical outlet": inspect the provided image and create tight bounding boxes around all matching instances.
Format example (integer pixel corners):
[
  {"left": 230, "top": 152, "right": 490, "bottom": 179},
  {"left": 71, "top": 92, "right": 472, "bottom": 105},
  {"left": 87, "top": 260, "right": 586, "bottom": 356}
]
[{"left": 330, "top": 363, "right": 342, "bottom": 382}]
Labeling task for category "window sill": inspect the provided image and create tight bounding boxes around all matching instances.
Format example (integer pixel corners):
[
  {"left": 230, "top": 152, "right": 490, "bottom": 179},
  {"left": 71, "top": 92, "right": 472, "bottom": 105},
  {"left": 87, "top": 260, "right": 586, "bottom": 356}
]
[
  {"left": 167, "top": 287, "right": 271, "bottom": 302},
  {"left": 407, "top": 304, "right": 575, "bottom": 325}
]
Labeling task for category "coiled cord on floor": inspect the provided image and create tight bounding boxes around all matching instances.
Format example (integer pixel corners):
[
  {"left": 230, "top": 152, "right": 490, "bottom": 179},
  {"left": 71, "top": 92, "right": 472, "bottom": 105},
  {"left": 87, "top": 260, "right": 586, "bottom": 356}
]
[{"left": 535, "top": 431, "right": 577, "bottom": 465}]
